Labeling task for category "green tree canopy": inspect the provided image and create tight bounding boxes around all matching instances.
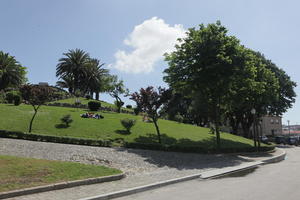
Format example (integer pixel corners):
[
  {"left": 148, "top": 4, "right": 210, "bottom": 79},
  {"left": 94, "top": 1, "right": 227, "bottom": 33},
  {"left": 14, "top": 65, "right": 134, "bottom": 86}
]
[
  {"left": 0, "top": 51, "right": 27, "bottom": 90},
  {"left": 164, "top": 21, "right": 241, "bottom": 150}
]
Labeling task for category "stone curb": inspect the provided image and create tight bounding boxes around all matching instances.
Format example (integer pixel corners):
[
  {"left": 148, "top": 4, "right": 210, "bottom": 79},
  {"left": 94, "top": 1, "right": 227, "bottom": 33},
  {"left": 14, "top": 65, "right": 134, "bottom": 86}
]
[
  {"left": 80, "top": 173, "right": 203, "bottom": 200},
  {"left": 80, "top": 148, "right": 286, "bottom": 200},
  {"left": 0, "top": 173, "right": 125, "bottom": 200},
  {"left": 261, "top": 148, "right": 286, "bottom": 164}
]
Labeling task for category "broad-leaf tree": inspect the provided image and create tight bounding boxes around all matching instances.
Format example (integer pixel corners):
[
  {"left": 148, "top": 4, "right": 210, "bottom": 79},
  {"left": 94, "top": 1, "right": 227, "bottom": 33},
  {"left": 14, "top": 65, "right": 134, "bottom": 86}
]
[
  {"left": 226, "top": 48, "right": 280, "bottom": 139},
  {"left": 107, "top": 75, "right": 128, "bottom": 113},
  {"left": 164, "top": 21, "right": 240, "bottom": 150},
  {"left": 131, "top": 86, "right": 171, "bottom": 144},
  {"left": 20, "top": 84, "right": 54, "bottom": 133}
]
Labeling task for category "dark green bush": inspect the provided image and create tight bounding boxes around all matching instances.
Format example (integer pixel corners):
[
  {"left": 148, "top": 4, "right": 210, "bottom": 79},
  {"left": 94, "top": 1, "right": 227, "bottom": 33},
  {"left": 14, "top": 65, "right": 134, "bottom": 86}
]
[
  {"left": 126, "top": 105, "right": 132, "bottom": 109},
  {"left": 60, "top": 114, "right": 73, "bottom": 127},
  {"left": 174, "top": 114, "right": 184, "bottom": 123},
  {"left": 85, "top": 94, "right": 91, "bottom": 100},
  {"left": 5, "top": 91, "right": 15, "bottom": 103},
  {"left": 88, "top": 101, "right": 101, "bottom": 111},
  {"left": 120, "top": 118, "right": 136, "bottom": 133},
  {"left": 133, "top": 107, "right": 140, "bottom": 115},
  {"left": 124, "top": 142, "right": 275, "bottom": 154},
  {"left": 13, "top": 95, "right": 21, "bottom": 106}
]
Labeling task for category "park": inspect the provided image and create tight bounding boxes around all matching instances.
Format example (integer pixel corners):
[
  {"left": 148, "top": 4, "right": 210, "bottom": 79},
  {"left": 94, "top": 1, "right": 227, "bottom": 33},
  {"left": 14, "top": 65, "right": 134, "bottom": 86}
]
[{"left": 0, "top": 2, "right": 298, "bottom": 199}]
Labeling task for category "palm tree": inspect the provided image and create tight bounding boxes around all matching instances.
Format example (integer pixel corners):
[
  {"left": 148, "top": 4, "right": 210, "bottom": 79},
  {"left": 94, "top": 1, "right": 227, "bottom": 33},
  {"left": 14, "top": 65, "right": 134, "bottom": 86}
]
[
  {"left": 56, "top": 49, "right": 90, "bottom": 95},
  {"left": 83, "top": 58, "right": 109, "bottom": 99},
  {"left": 56, "top": 76, "right": 74, "bottom": 94},
  {"left": 0, "top": 51, "right": 27, "bottom": 90}
]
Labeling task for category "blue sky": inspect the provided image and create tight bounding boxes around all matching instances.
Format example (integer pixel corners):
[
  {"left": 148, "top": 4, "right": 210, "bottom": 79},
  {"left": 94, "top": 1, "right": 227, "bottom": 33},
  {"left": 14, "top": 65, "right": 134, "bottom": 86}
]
[{"left": 1, "top": 0, "right": 299, "bottom": 125}]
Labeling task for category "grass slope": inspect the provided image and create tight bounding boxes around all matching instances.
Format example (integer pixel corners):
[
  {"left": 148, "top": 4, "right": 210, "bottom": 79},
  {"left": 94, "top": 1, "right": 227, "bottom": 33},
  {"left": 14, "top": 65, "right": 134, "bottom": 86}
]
[
  {"left": 52, "top": 97, "right": 133, "bottom": 112},
  {"left": 0, "top": 104, "right": 260, "bottom": 150},
  {"left": 0, "top": 155, "right": 121, "bottom": 192}
]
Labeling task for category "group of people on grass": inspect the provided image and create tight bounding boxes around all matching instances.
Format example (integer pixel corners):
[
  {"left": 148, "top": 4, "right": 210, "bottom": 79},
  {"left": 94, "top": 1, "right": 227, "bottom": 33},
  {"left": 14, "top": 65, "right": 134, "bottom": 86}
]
[{"left": 80, "top": 112, "right": 104, "bottom": 119}]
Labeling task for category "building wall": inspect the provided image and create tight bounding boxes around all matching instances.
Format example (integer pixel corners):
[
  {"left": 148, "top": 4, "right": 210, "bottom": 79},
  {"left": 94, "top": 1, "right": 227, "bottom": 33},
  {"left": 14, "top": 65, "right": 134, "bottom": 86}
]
[{"left": 261, "top": 116, "right": 282, "bottom": 136}]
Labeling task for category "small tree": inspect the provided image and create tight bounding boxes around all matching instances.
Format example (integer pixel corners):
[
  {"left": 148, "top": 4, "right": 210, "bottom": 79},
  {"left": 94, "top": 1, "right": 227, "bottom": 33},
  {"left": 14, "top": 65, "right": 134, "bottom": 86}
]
[
  {"left": 61, "top": 114, "right": 73, "bottom": 127},
  {"left": 131, "top": 86, "right": 171, "bottom": 144},
  {"left": 20, "top": 84, "right": 54, "bottom": 133},
  {"left": 107, "top": 75, "right": 128, "bottom": 113},
  {"left": 120, "top": 118, "right": 136, "bottom": 133}
]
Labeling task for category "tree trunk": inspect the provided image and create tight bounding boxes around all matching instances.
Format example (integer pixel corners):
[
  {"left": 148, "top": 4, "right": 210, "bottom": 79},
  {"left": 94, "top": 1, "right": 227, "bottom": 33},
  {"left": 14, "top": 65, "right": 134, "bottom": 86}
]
[
  {"left": 253, "top": 120, "right": 257, "bottom": 148},
  {"left": 29, "top": 105, "right": 40, "bottom": 133},
  {"left": 152, "top": 118, "right": 161, "bottom": 144},
  {"left": 95, "top": 92, "right": 99, "bottom": 101},
  {"left": 214, "top": 103, "right": 221, "bottom": 152},
  {"left": 256, "top": 119, "right": 261, "bottom": 151}
]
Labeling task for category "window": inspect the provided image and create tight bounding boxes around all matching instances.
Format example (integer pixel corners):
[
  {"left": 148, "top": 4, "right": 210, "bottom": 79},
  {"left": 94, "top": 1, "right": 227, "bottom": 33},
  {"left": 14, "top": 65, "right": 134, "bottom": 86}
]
[{"left": 270, "top": 119, "right": 274, "bottom": 124}]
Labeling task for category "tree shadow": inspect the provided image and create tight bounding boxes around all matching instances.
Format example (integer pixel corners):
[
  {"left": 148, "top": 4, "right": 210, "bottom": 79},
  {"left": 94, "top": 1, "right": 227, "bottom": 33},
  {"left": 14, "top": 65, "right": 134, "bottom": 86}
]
[
  {"left": 115, "top": 130, "right": 131, "bottom": 135},
  {"left": 134, "top": 133, "right": 177, "bottom": 145},
  {"left": 116, "top": 133, "right": 274, "bottom": 170},
  {"left": 55, "top": 124, "right": 69, "bottom": 129}
]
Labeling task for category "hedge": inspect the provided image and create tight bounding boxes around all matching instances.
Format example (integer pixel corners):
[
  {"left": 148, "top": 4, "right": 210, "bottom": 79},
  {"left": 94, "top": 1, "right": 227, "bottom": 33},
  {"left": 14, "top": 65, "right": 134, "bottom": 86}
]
[
  {"left": 0, "top": 130, "right": 275, "bottom": 154},
  {"left": 0, "top": 130, "right": 112, "bottom": 147},
  {"left": 124, "top": 142, "right": 275, "bottom": 154}
]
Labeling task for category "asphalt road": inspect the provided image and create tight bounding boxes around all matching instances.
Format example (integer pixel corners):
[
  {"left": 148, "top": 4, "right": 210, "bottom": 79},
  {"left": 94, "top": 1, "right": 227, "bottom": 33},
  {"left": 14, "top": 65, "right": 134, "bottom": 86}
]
[{"left": 116, "top": 147, "right": 300, "bottom": 200}]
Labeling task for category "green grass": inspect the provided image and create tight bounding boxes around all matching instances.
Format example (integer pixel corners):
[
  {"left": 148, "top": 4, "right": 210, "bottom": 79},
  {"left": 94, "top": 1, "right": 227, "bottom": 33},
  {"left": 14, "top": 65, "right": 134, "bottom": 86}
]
[
  {"left": 0, "top": 155, "right": 121, "bottom": 192},
  {"left": 0, "top": 104, "right": 263, "bottom": 150}
]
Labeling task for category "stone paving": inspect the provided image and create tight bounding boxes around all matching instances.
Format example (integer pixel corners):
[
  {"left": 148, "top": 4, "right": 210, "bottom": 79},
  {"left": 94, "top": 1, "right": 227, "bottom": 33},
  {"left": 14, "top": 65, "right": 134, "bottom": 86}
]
[{"left": 0, "top": 138, "right": 278, "bottom": 200}]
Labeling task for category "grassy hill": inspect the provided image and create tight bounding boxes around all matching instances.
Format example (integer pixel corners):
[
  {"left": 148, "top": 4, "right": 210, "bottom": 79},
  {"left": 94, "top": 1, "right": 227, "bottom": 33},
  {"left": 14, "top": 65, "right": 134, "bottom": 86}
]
[
  {"left": 0, "top": 103, "right": 265, "bottom": 151},
  {"left": 52, "top": 97, "right": 133, "bottom": 112}
]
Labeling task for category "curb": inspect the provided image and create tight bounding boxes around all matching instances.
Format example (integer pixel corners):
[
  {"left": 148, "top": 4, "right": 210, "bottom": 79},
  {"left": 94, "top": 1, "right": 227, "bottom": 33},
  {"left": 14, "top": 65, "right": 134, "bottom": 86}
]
[
  {"left": 0, "top": 173, "right": 125, "bottom": 200},
  {"left": 261, "top": 148, "right": 286, "bottom": 164},
  {"left": 80, "top": 173, "right": 203, "bottom": 200},
  {"left": 80, "top": 148, "right": 286, "bottom": 200}
]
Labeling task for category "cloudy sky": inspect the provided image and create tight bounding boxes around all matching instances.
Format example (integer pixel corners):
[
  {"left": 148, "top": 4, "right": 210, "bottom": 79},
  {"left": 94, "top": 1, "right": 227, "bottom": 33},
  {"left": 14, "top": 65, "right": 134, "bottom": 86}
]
[{"left": 1, "top": 0, "right": 299, "bottom": 124}]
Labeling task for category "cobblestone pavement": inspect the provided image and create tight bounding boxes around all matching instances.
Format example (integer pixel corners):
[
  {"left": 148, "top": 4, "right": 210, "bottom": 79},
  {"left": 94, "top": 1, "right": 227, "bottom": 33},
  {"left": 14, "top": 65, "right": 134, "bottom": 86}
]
[{"left": 0, "top": 138, "right": 277, "bottom": 200}]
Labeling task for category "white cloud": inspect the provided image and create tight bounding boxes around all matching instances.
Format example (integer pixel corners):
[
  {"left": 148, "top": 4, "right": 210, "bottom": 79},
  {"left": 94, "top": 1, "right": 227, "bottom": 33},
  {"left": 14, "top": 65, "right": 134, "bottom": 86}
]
[{"left": 112, "top": 17, "right": 186, "bottom": 74}]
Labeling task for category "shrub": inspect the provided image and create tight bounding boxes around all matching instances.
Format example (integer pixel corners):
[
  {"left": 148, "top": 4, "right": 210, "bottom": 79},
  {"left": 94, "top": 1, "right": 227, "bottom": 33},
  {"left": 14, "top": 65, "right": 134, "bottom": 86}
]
[
  {"left": 85, "top": 94, "right": 91, "bottom": 100},
  {"left": 174, "top": 114, "right": 184, "bottom": 123},
  {"left": 61, "top": 114, "right": 73, "bottom": 127},
  {"left": 88, "top": 101, "right": 101, "bottom": 111},
  {"left": 5, "top": 91, "right": 15, "bottom": 103},
  {"left": 120, "top": 118, "right": 136, "bottom": 133},
  {"left": 126, "top": 105, "right": 132, "bottom": 109},
  {"left": 133, "top": 107, "right": 140, "bottom": 115},
  {"left": 13, "top": 95, "right": 21, "bottom": 106},
  {"left": 74, "top": 98, "right": 81, "bottom": 106}
]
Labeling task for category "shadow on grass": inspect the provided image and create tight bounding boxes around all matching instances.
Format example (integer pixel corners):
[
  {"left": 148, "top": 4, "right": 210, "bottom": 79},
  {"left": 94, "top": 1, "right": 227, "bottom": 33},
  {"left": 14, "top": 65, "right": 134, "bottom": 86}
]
[
  {"left": 116, "top": 133, "right": 274, "bottom": 170},
  {"left": 55, "top": 124, "right": 69, "bottom": 129},
  {"left": 115, "top": 130, "right": 131, "bottom": 135}
]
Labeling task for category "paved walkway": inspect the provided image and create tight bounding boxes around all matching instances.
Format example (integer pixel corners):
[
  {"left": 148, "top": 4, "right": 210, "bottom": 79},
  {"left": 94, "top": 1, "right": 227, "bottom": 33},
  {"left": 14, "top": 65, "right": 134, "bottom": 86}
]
[
  {"left": 0, "top": 138, "right": 280, "bottom": 200},
  {"left": 115, "top": 146, "right": 294, "bottom": 200}
]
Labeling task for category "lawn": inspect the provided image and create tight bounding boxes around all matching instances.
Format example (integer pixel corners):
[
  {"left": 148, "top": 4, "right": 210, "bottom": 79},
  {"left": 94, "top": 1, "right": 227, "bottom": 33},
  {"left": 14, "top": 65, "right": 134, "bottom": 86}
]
[
  {"left": 0, "top": 103, "right": 262, "bottom": 150},
  {"left": 0, "top": 155, "right": 121, "bottom": 192}
]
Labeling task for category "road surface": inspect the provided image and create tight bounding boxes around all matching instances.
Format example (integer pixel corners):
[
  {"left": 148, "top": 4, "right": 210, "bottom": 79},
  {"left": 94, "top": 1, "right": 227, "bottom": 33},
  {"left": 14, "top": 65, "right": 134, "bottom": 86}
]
[{"left": 116, "top": 147, "right": 300, "bottom": 200}]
